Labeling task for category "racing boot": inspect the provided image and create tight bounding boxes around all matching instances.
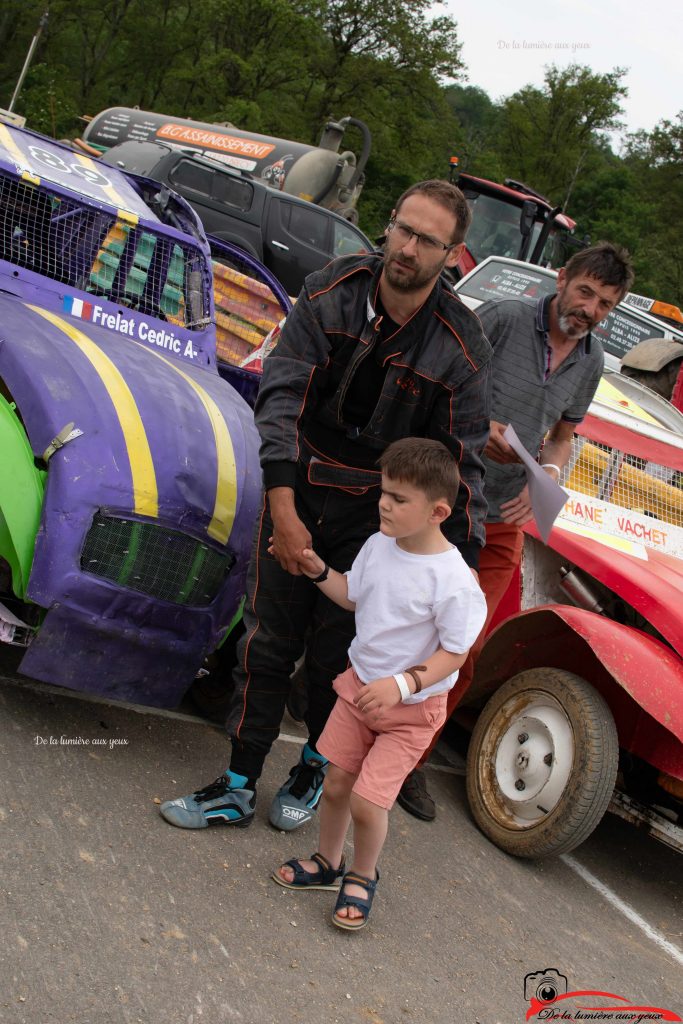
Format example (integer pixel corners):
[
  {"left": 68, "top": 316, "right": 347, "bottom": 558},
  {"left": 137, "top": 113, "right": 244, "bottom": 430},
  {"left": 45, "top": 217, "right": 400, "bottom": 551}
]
[
  {"left": 269, "top": 743, "right": 328, "bottom": 831},
  {"left": 159, "top": 770, "right": 255, "bottom": 829}
]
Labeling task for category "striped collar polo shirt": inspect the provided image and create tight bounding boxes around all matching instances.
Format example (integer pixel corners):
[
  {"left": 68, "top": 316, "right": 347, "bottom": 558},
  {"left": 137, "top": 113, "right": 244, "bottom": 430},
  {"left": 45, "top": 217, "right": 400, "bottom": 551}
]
[{"left": 477, "top": 293, "right": 604, "bottom": 521}]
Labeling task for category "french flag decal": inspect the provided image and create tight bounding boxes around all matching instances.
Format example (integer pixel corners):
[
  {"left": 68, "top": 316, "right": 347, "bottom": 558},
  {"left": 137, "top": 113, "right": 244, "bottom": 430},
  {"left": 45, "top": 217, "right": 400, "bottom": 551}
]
[{"left": 63, "top": 296, "right": 93, "bottom": 320}]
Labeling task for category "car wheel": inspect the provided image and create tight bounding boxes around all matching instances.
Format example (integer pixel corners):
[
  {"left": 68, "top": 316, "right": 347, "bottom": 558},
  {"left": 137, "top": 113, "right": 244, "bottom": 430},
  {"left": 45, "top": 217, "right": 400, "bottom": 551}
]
[{"left": 466, "top": 668, "right": 618, "bottom": 858}]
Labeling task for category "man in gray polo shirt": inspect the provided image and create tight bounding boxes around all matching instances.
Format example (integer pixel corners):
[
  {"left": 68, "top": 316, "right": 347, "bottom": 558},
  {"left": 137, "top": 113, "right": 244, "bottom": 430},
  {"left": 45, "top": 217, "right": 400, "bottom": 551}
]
[{"left": 399, "top": 241, "right": 635, "bottom": 821}]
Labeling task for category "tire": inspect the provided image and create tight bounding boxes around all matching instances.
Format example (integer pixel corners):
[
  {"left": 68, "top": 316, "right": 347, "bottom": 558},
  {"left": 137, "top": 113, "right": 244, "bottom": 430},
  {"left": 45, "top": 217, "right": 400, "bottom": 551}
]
[{"left": 466, "top": 668, "right": 618, "bottom": 858}]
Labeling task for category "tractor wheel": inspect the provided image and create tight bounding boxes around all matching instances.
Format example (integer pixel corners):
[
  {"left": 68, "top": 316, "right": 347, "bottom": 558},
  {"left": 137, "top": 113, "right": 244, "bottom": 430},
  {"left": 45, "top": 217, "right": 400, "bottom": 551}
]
[{"left": 466, "top": 668, "right": 618, "bottom": 858}]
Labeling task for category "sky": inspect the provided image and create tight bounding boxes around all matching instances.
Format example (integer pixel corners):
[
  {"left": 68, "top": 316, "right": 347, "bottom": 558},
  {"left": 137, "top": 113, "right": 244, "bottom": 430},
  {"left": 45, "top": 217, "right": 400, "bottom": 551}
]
[{"left": 438, "top": 0, "right": 682, "bottom": 146}]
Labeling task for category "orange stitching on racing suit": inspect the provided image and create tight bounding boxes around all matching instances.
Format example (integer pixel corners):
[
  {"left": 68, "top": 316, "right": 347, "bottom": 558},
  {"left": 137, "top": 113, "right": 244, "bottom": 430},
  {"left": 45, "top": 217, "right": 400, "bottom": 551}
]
[
  {"left": 308, "top": 264, "right": 374, "bottom": 301},
  {"left": 434, "top": 311, "right": 480, "bottom": 373},
  {"left": 235, "top": 492, "right": 268, "bottom": 739}
]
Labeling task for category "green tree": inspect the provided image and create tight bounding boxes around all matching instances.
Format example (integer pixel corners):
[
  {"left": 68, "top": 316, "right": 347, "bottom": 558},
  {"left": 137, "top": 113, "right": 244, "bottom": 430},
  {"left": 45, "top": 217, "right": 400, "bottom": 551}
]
[
  {"left": 443, "top": 84, "right": 505, "bottom": 179},
  {"left": 294, "top": 0, "right": 463, "bottom": 127},
  {"left": 496, "top": 64, "right": 627, "bottom": 211},
  {"left": 620, "top": 113, "right": 683, "bottom": 304},
  {"left": 152, "top": 0, "right": 319, "bottom": 134},
  {"left": 569, "top": 156, "right": 652, "bottom": 265},
  {"left": 293, "top": 1, "right": 465, "bottom": 234}
]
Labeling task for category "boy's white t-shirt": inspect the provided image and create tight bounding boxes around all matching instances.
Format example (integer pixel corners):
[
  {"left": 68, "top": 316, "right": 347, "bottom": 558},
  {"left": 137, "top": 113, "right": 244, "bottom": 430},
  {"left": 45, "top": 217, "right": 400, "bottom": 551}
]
[{"left": 345, "top": 532, "right": 487, "bottom": 704}]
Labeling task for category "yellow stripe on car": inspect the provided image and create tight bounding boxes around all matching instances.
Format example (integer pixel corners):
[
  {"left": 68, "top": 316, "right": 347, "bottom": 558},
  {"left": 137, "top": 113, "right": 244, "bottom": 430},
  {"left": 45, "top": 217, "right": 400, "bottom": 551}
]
[
  {"left": 140, "top": 347, "right": 237, "bottom": 545},
  {"left": 72, "top": 152, "right": 139, "bottom": 220},
  {"left": 27, "top": 306, "right": 159, "bottom": 518},
  {"left": 555, "top": 517, "right": 648, "bottom": 559},
  {"left": 0, "top": 124, "right": 41, "bottom": 184}
]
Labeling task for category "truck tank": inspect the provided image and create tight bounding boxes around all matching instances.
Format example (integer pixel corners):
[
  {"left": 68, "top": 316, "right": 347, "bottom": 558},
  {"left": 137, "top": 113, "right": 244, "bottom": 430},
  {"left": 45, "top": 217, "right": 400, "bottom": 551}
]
[{"left": 80, "top": 107, "right": 370, "bottom": 219}]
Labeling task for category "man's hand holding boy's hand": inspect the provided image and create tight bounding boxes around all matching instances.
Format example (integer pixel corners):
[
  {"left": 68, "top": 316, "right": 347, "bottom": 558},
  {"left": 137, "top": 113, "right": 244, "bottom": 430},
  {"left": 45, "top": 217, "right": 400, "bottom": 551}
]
[
  {"left": 269, "top": 516, "right": 312, "bottom": 574},
  {"left": 268, "top": 487, "right": 312, "bottom": 574},
  {"left": 354, "top": 676, "right": 402, "bottom": 714},
  {"left": 298, "top": 548, "right": 326, "bottom": 579}
]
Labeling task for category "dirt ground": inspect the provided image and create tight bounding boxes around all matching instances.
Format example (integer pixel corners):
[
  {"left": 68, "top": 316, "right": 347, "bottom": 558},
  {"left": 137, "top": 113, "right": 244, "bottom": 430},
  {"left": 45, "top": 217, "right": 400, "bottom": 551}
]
[{"left": 0, "top": 664, "right": 681, "bottom": 1024}]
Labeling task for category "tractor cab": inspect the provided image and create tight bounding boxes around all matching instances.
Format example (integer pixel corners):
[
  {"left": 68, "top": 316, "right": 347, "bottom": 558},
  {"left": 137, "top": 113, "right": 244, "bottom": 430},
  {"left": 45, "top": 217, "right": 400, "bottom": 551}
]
[{"left": 453, "top": 171, "right": 578, "bottom": 277}]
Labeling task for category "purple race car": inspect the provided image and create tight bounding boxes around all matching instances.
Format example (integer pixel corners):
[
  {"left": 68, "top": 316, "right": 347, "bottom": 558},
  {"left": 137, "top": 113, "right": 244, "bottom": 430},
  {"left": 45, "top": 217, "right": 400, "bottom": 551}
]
[{"left": 0, "top": 121, "right": 261, "bottom": 707}]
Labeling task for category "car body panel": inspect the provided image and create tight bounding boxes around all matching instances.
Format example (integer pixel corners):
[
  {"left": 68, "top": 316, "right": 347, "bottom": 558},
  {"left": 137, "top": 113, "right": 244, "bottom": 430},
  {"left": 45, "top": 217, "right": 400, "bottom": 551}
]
[
  {"left": 0, "top": 292, "right": 260, "bottom": 704},
  {"left": 472, "top": 607, "right": 683, "bottom": 779},
  {"left": 0, "top": 122, "right": 262, "bottom": 706},
  {"left": 0, "top": 393, "right": 44, "bottom": 598},
  {"left": 0, "top": 121, "right": 162, "bottom": 224}
]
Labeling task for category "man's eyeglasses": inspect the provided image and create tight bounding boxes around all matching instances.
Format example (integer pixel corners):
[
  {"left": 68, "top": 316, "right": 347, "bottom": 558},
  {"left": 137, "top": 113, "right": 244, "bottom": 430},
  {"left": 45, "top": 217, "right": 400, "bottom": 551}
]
[{"left": 387, "top": 218, "right": 456, "bottom": 253}]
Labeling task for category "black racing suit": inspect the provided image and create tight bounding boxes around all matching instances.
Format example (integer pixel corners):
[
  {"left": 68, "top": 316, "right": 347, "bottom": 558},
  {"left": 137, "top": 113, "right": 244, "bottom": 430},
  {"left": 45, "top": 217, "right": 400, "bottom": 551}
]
[{"left": 228, "top": 253, "right": 492, "bottom": 779}]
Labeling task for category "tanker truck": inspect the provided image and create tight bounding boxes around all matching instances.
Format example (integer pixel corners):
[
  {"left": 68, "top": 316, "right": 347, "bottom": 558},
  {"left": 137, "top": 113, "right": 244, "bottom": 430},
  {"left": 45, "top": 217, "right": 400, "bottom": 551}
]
[{"left": 77, "top": 107, "right": 371, "bottom": 223}]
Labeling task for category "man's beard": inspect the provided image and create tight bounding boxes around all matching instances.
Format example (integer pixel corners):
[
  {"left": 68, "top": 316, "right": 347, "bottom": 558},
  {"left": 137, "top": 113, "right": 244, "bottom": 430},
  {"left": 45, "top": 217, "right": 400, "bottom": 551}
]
[
  {"left": 557, "top": 301, "right": 595, "bottom": 339},
  {"left": 383, "top": 250, "right": 448, "bottom": 292}
]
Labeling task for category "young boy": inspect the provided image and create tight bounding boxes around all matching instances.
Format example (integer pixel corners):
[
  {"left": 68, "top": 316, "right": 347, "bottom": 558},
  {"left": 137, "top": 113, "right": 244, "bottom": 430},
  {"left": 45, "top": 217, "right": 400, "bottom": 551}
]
[{"left": 271, "top": 438, "right": 486, "bottom": 931}]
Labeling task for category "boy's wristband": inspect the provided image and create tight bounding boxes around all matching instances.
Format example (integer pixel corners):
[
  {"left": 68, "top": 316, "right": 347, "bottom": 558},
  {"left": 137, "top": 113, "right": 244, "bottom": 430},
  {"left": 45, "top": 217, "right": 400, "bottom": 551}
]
[
  {"left": 393, "top": 673, "right": 411, "bottom": 702},
  {"left": 311, "top": 564, "right": 329, "bottom": 583},
  {"left": 541, "top": 463, "right": 561, "bottom": 477},
  {"left": 404, "top": 666, "right": 425, "bottom": 693}
]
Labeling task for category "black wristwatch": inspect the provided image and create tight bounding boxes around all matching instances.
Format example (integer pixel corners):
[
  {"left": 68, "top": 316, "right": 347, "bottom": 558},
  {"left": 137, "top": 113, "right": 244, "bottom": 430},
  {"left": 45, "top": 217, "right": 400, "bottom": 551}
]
[{"left": 312, "top": 564, "right": 330, "bottom": 584}]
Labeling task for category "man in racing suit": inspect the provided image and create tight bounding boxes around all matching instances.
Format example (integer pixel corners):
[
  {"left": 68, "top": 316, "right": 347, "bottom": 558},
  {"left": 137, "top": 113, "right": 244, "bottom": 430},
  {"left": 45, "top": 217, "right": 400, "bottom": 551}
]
[{"left": 160, "top": 179, "right": 492, "bottom": 832}]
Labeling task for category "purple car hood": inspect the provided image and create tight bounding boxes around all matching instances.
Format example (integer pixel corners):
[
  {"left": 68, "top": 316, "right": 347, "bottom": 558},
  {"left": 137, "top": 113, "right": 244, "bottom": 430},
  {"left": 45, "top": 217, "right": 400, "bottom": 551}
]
[
  {"left": 1, "top": 292, "right": 259, "bottom": 544},
  {"left": 0, "top": 292, "right": 261, "bottom": 704}
]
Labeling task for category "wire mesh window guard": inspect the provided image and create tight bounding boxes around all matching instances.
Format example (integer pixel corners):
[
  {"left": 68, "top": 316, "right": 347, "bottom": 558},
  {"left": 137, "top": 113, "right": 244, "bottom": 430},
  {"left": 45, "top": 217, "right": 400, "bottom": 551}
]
[{"left": 0, "top": 172, "right": 209, "bottom": 330}]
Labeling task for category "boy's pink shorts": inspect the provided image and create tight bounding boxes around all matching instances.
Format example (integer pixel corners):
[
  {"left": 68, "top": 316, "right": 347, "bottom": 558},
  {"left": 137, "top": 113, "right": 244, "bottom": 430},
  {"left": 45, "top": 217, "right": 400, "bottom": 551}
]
[{"left": 316, "top": 666, "right": 448, "bottom": 810}]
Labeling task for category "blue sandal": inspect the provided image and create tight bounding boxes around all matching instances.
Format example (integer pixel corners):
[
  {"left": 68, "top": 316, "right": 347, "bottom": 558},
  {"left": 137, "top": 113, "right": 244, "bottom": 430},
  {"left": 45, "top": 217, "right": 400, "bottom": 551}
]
[
  {"left": 271, "top": 851, "right": 345, "bottom": 891},
  {"left": 332, "top": 870, "right": 379, "bottom": 931}
]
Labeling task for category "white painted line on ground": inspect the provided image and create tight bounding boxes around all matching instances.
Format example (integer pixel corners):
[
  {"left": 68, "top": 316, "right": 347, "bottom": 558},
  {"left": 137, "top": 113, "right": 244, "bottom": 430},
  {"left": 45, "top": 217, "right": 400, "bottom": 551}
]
[
  {"left": 1, "top": 675, "right": 310, "bottom": 736},
  {"left": 277, "top": 731, "right": 308, "bottom": 744},
  {"left": 562, "top": 854, "right": 683, "bottom": 967},
  {"left": 3, "top": 672, "right": 467, "bottom": 779},
  {"left": 2, "top": 675, "right": 469, "bottom": 773}
]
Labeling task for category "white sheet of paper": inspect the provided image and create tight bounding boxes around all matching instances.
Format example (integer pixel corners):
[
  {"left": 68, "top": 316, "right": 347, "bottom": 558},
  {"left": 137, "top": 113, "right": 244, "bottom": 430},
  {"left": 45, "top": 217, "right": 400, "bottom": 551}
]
[{"left": 502, "top": 424, "right": 568, "bottom": 544}]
